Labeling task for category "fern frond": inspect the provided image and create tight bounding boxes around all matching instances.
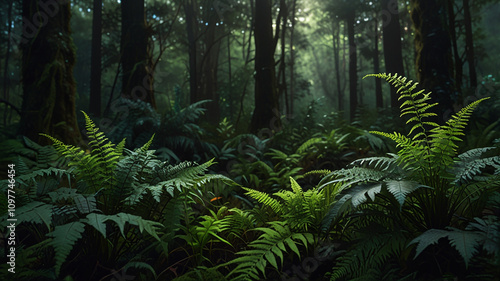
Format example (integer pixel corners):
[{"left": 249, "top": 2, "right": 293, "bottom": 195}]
[
  {"left": 453, "top": 147, "right": 500, "bottom": 184},
  {"left": 297, "top": 137, "right": 324, "bottom": 154},
  {"left": 429, "top": 98, "right": 490, "bottom": 170},
  {"left": 352, "top": 154, "right": 399, "bottom": 172},
  {"left": 226, "top": 221, "right": 314, "bottom": 280},
  {"left": 242, "top": 186, "right": 283, "bottom": 214},
  {"left": 47, "top": 220, "right": 86, "bottom": 276},
  {"left": 330, "top": 231, "right": 407, "bottom": 280},
  {"left": 7, "top": 201, "right": 53, "bottom": 230},
  {"left": 409, "top": 227, "right": 483, "bottom": 267}
]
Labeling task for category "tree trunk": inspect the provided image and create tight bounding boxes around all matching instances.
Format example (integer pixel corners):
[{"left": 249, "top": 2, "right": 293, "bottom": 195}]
[
  {"left": 277, "top": 0, "right": 288, "bottom": 115},
  {"left": 463, "top": 0, "right": 477, "bottom": 88},
  {"left": 2, "top": 0, "right": 13, "bottom": 125},
  {"left": 447, "top": 0, "right": 462, "bottom": 93},
  {"left": 381, "top": 0, "right": 405, "bottom": 109},
  {"left": 250, "top": 0, "right": 281, "bottom": 134},
  {"left": 19, "top": 0, "right": 81, "bottom": 146},
  {"left": 289, "top": 0, "right": 297, "bottom": 115},
  {"left": 199, "top": 18, "right": 221, "bottom": 123},
  {"left": 373, "top": 17, "right": 383, "bottom": 108},
  {"left": 333, "top": 21, "right": 343, "bottom": 111},
  {"left": 184, "top": 0, "right": 198, "bottom": 106},
  {"left": 411, "top": 0, "right": 455, "bottom": 122},
  {"left": 347, "top": 12, "right": 358, "bottom": 121},
  {"left": 121, "top": 0, "right": 156, "bottom": 108},
  {"left": 90, "top": 0, "right": 103, "bottom": 117}
]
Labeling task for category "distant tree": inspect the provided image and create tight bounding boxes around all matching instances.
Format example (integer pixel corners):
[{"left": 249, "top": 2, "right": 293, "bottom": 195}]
[
  {"left": 184, "top": 0, "right": 223, "bottom": 123},
  {"left": 346, "top": 6, "right": 358, "bottom": 121},
  {"left": 89, "top": 0, "right": 103, "bottom": 117},
  {"left": 19, "top": 0, "right": 81, "bottom": 146},
  {"left": 372, "top": 16, "right": 383, "bottom": 108},
  {"left": 120, "top": 0, "right": 156, "bottom": 108},
  {"left": 250, "top": 0, "right": 281, "bottom": 133},
  {"left": 463, "top": 0, "right": 477, "bottom": 88},
  {"left": 411, "top": 0, "right": 454, "bottom": 121},
  {"left": 381, "top": 0, "right": 405, "bottom": 108}
]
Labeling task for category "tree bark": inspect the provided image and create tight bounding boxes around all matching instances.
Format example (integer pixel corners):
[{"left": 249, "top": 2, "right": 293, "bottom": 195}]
[
  {"left": 346, "top": 11, "right": 358, "bottom": 121},
  {"left": 381, "top": 0, "right": 405, "bottom": 109},
  {"left": 250, "top": 0, "right": 281, "bottom": 134},
  {"left": 463, "top": 0, "right": 477, "bottom": 88},
  {"left": 19, "top": 0, "right": 82, "bottom": 146},
  {"left": 411, "top": 0, "right": 455, "bottom": 122},
  {"left": 289, "top": 0, "right": 297, "bottom": 115},
  {"left": 121, "top": 0, "right": 156, "bottom": 108},
  {"left": 373, "top": 17, "right": 383, "bottom": 108},
  {"left": 333, "top": 21, "right": 343, "bottom": 112},
  {"left": 447, "top": 0, "right": 462, "bottom": 93},
  {"left": 2, "top": 0, "right": 13, "bottom": 125},
  {"left": 90, "top": 0, "right": 103, "bottom": 117},
  {"left": 184, "top": 0, "right": 198, "bottom": 106}
]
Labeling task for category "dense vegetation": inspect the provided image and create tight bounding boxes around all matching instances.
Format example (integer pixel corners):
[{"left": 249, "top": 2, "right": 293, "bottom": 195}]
[{"left": 1, "top": 0, "right": 500, "bottom": 280}]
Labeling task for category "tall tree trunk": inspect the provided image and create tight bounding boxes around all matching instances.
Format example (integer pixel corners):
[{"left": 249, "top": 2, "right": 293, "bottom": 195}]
[
  {"left": 373, "top": 17, "right": 383, "bottom": 108},
  {"left": 121, "top": 0, "right": 156, "bottom": 108},
  {"left": 381, "top": 0, "right": 405, "bottom": 109},
  {"left": 199, "top": 18, "right": 222, "bottom": 123},
  {"left": 3, "top": 0, "right": 13, "bottom": 125},
  {"left": 250, "top": 0, "right": 281, "bottom": 134},
  {"left": 447, "top": 0, "right": 462, "bottom": 93},
  {"left": 463, "top": 0, "right": 477, "bottom": 88},
  {"left": 184, "top": 0, "right": 198, "bottom": 106},
  {"left": 289, "top": 0, "right": 297, "bottom": 115},
  {"left": 90, "top": 0, "right": 103, "bottom": 117},
  {"left": 277, "top": 0, "right": 288, "bottom": 115},
  {"left": 411, "top": 0, "right": 454, "bottom": 122},
  {"left": 19, "top": 0, "right": 81, "bottom": 146},
  {"left": 347, "top": 11, "right": 358, "bottom": 121},
  {"left": 333, "top": 21, "right": 343, "bottom": 111}
]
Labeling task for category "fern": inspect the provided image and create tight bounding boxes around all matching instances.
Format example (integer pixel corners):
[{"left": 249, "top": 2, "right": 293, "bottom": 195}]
[
  {"left": 453, "top": 147, "right": 500, "bottom": 184},
  {"left": 47, "top": 221, "right": 86, "bottom": 276},
  {"left": 41, "top": 111, "right": 126, "bottom": 193},
  {"left": 365, "top": 73, "right": 489, "bottom": 179},
  {"left": 409, "top": 227, "right": 483, "bottom": 267},
  {"left": 243, "top": 177, "right": 342, "bottom": 232},
  {"left": 225, "top": 221, "right": 314, "bottom": 280},
  {"left": 329, "top": 231, "right": 407, "bottom": 280}
]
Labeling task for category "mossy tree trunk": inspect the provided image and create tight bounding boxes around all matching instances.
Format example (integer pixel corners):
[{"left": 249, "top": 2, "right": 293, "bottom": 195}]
[
  {"left": 381, "top": 0, "right": 405, "bottom": 109},
  {"left": 19, "top": 0, "right": 81, "bottom": 146},
  {"left": 121, "top": 0, "right": 156, "bottom": 108},
  {"left": 411, "top": 0, "right": 455, "bottom": 121},
  {"left": 250, "top": 0, "right": 281, "bottom": 134},
  {"left": 89, "top": 0, "right": 103, "bottom": 117}
]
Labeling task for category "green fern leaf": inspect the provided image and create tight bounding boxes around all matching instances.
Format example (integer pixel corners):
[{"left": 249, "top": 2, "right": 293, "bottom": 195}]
[
  {"left": 84, "top": 213, "right": 107, "bottom": 237},
  {"left": 242, "top": 187, "right": 283, "bottom": 214},
  {"left": 226, "top": 221, "right": 313, "bottom": 280},
  {"left": 12, "top": 201, "right": 53, "bottom": 230},
  {"left": 47, "top": 221, "right": 86, "bottom": 276},
  {"left": 105, "top": 212, "right": 163, "bottom": 241},
  {"left": 410, "top": 227, "right": 483, "bottom": 267},
  {"left": 385, "top": 181, "right": 428, "bottom": 206}
]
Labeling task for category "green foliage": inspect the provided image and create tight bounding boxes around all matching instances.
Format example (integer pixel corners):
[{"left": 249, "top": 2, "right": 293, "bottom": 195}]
[
  {"left": 224, "top": 221, "right": 314, "bottom": 280},
  {"left": 321, "top": 74, "right": 497, "bottom": 280},
  {"left": 179, "top": 208, "right": 233, "bottom": 265},
  {"left": 329, "top": 231, "right": 408, "bottom": 281},
  {"left": 0, "top": 111, "right": 234, "bottom": 279},
  {"left": 243, "top": 177, "right": 342, "bottom": 232},
  {"left": 108, "top": 98, "right": 218, "bottom": 162}
]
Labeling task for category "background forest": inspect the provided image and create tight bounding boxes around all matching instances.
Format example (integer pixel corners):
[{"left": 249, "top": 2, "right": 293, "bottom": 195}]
[{"left": 1, "top": 0, "right": 500, "bottom": 280}]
